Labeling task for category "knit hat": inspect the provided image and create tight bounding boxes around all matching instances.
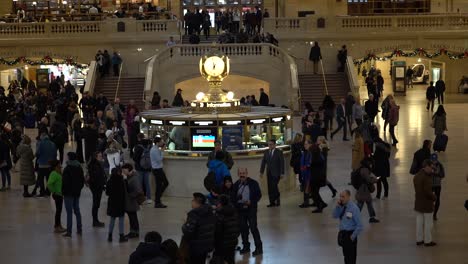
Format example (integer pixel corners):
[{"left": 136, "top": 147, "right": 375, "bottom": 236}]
[
  {"left": 105, "top": 130, "right": 113, "bottom": 138},
  {"left": 431, "top": 153, "right": 438, "bottom": 161}
]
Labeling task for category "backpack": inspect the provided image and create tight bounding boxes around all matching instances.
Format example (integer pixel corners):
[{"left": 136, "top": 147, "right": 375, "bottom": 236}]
[
  {"left": 139, "top": 146, "right": 152, "bottom": 170},
  {"left": 350, "top": 167, "right": 363, "bottom": 190},
  {"left": 204, "top": 171, "right": 216, "bottom": 192}
]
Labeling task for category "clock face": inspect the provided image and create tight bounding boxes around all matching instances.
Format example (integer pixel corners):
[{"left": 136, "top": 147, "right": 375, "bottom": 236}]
[{"left": 203, "top": 56, "right": 225, "bottom": 76}]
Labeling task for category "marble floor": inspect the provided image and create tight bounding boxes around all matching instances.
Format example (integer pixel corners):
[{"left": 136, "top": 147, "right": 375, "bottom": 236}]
[{"left": 1, "top": 84, "right": 467, "bottom": 264}]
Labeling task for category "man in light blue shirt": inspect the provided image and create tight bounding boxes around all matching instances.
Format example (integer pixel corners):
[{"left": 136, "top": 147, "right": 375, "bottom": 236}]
[
  {"left": 333, "top": 190, "right": 363, "bottom": 264},
  {"left": 150, "top": 137, "right": 169, "bottom": 208}
]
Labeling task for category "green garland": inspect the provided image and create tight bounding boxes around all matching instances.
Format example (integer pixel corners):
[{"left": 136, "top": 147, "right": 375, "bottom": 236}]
[
  {"left": 354, "top": 48, "right": 468, "bottom": 65},
  {"left": 0, "top": 56, "right": 88, "bottom": 69}
]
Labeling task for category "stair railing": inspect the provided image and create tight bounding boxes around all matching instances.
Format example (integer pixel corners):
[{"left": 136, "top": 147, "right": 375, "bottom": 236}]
[
  {"left": 345, "top": 55, "right": 360, "bottom": 101},
  {"left": 320, "top": 59, "right": 329, "bottom": 95},
  {"left": 114, "top": 62, "right": 124, "bottom": 101},
  {"left": 83, "top": 60, "right": 98, "bottom": 95}
]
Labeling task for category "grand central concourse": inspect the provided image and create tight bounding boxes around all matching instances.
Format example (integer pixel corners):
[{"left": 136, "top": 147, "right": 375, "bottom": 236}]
[{"left": 0, "top": 0, "right": 467, "bottom": 264}]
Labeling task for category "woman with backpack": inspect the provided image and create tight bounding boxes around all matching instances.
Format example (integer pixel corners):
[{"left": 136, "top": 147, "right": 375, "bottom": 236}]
[
  {"left": 355, "top": 158, "right": 380, "bottom": 223},
  {"left": 87, "top": 151, "right": 107, "bottom": 228},
  {"left": 374, "top": 137, "right": 391, "bottom": 200}
]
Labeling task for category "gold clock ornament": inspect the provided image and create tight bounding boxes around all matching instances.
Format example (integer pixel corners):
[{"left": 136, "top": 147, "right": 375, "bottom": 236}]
[{"left": 199, "top": 55, "right": 230, "bottom": 82}]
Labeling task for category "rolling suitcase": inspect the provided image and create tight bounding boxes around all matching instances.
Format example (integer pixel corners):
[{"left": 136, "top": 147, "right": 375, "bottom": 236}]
[{"left": 433, "top": 134, "right": 448, "bottom": 152}]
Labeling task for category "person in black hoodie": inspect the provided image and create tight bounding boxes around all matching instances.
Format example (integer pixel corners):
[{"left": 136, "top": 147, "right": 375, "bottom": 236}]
[
  {"left": 181, "top": 192, "right": 216, "bottom": 264},
  {"left": 128, "top": 231, "right": 167, "bottom": 264},
  {"left": 87, "top": 151, "right": 107, "bottom": 227},
  {"left": 211, "top": 195, "right": 240, "bottom": 264},
  {"left": 62, "top": 152, "right": 85, "bottom": 237},
  {"left": 410, "top": 140, "right": 432, "bottom": 175}
]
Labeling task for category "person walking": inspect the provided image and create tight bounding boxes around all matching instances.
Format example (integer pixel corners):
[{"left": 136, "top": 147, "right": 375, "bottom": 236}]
[
  {"left": 309, "top": 144, "right": 327, "bottom": 213},
  {"left": 364, "top": 94, "right": 378, "bottom": 123},
  {"left": 355, "top": 158, "right": 380, "bottom": 223},
  {"left": 122, "top": 164, "right": 141, "bottom": 239},
  {"left": 212, "top": 195, "right": 240, "bottom": 264},
  {"left": 16, "top": 135, "right": 36, "bottom": 197},
  {"left": 299, "top": 139, "right": 313, "bottom": 208},
  {"left": 62, "top": 152, "right": 85, "bottom": 237},
  {"left": 380, "top": 95, "right": 394, "bottom": 133},
  {"left": 47, "top": 160, "right": 66, "bottom": 233},
  {"left": 49, "top": 117, "right": 68, "bottom": 163},
  {"left": 351, "top": 100, "right": 363, "bottom": 135},
  {"left": 322, "top": 95, "right": 336, "bottom": 139},
  {"left": 87, "top": 151, "right": 107, "bottom": 227},
  {"left": 309, "top": 42, "right": 322, "bottom": 74},
  {"left": 410, "top": 140, "right": 432, "bottom": 175},
  {"left": 0, "top": 134, "right": 12, "bottom": 192},
  {"left": 406, "top": 66, "right": 414, "bottom": 88},
  {"left": 387, "top": 99, "right": 400, "bottom": 147},
  {"left": 435, "top": 79, "right": 446, "bottom": 105},
  {"left": 106, "top": 167, "right": 128, "bottom": 243},
  {"left": 33, "top": 131, "right": 57, "bottom": 197},
  {"left": 112, "top": 52, "right": 122, "bottom": 77},
  {"left": 290, "top": 133, "right": 304, "bottom": 184},
  {"left": 351, "top": 129, "right": 365, "bottom": 171},
  {"left": 317, "top": 136, "right": 338, "bottom": 198},
  {"left": 150, "top": 137, "right": 169, "bottom": 208},
  {"left": 345, "top": 93, "right": 355, "bottom": 132},
  {"left": 426, "top": 81, "right": 436, "bottom": 112},
  {"left": 233, "top": 168, "right": 263, "bottom": 256},
  {"left": 133, "top": 133, "right": 153, "bottom": 204},
  {"left": 432, "top": 105, "right": 447, "bottom": 138},
  {"left": 181, "top": 192, "right": 216, "bottom": 264},
  {"left": 414, "top": 160, "right": 437, "bottom": 247},
  {"left": 430, "top": 154, "right": 445, "bottom": 221},
  {"left": 374, "top": 137, "right": 391, "bottom": 200},
  {"left": 260, "top": 140, "right": 284, "bottom": 207},
  {"left": 331, "top": 98, "right": 349, "bottom": 141},
  {"left": 333, "top": 190, "right": 363, "bottom": 264}
]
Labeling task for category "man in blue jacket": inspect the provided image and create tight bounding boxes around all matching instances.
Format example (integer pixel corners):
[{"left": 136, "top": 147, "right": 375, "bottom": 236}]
[
  {"left": 32, "top": 131, "right": 57, "bottom": 197},
  {"left": 233, "top": 167, "right": 263, "bottom": 257}
]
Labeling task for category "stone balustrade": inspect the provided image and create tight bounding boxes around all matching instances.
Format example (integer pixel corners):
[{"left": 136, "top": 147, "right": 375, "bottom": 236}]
[
  {"left": 0, "top": 19, "right": 179, "bottom": 41},
  {"left": 264, "top": 14, "right": 468, "bottom": 34}
]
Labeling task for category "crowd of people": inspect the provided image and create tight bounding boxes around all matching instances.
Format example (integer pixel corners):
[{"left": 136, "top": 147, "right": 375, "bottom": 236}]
[{"left": 0, "top": 67, "right": 464, "bottom": 264}]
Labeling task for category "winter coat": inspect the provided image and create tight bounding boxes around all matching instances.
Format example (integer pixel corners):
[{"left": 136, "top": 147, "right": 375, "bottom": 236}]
[
  {"left": 413, "top": 169, "right": 436, "bottom": 213},
  {"left": 432, "top": 162, "right": 445, "bottom": 187},
  {"left": 81, "top": 126, "right": 99, "bottom": 162},
  {"left": 290, "top": 142, "right": 303, "bottom": 175},
  {"left": 214, "top": 204, "right": 240, "bottom": 253},
  {"left": 388, "top": 105, "right": 400, "bottom": 126},
  {"left": 208, "top": 159, "right": 231, "bottom": 186},
  {"left": 309, "top": 149, "right": 326, "bottom": 188},
  {"left": 106, "top": 175, "right": 126, "bottom": 217},
  {"left": 87, "top": 159, "right": 107, "bottom": 191},
  {"left": 35, "top": 136, "right": 57, "bottom": 167},
  {"left": 182, "top": 204, "right": 216, "bottom": 254},
  {"left": 373, "top": 140, "right": 391, "bottom": 177},
  {"left": 299, "top": 150, "right": 312, "bottom": 192},
  {"left": 207, "top": 150, "right": 234, "bottom": 170},
  {"left": 352, "top": 137, "right": 365, "bottom": 170},
  {"left": 125, "top": 175, "right": 141, "bottom": 213},
  {"left": 0, "top": 140, "right": 12, "bottom": 170},
  {"left": 62, "top": 160, "right": 85, "bottom": 197},
  {"left": 381, "top": 98, "right": 391, "bottom": 120},
  {"left": 309, "top": 46, "right": 322, "bottom": 61},
  {"left": 355, "top": 167, "right": 378, "bottom": 203},
  {"left": 128, "top": 242, "right": 167, "bottom": 264},
  {"left": 50, "top": 120, "right": 69, "bottom": 146},
  {"left": 432, "top": 114, "right": 447, "bottom": 136},
  {"left": 16, "top": 143, "right": 36, "bottom": 186},
  {"left": 426, "top": 85, "right": 436, "bottom": 100},
  {"left": 410, "top": 148, "right": 431, "bottom": 175}
]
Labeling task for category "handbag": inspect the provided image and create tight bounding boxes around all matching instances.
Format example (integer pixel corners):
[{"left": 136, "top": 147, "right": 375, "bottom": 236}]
[{"left": 337, "top": 206, "right": 348, "bottom": 247}]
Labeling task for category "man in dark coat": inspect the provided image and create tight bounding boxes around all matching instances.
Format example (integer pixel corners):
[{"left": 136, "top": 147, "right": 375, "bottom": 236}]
[
  {"left": 410, "top": 140, "right": 432, "bottom": 175},
  {"left": 373, "top": 138, "right": 391, "bottom": 199},
  {"left": 345, "top": 93, "right": 355, "bottom": 132},
  {"left": 364, "top": 94, "right": 378, "bottom": 123},
  {"left": 233, "top": 168, "right": 263, "bottom": 256},
  {"left": 309, "top": 42, "right": 322, "bottom": 74},
  {"left": 212, "top": 195, "right": 240, "bottom": 264},
  {"left": 129, "top": 232, "right": 170, "bottom": 264},
  {"left": 50, "top": 117, "right": 69, "bottom": 163},
  {"left": 260, "top": 140, "right": 284, "bottom": 207},
  {"left": 81, "top": 121, "right": 99, "bottom": 163},
  {"left": 413, "top": 159, "right": 437, "bottom": 246},
  {"left": 182, "top": 192, "right": 216, "bottom": 264},
  {"left": 258, "top": 88, "right": 269, "bottom": 106},
  {"left": 435, "top": 79, "right": 446, "bottom": 105},
  {"left": 62, "top": 152, "right": 85, "bottom": 237},
  {"left": 331, "top": 98, "right": 349, "bottom": 141},
  {"left": 426, "top": 81, "right": 436, "bottom": 112}
]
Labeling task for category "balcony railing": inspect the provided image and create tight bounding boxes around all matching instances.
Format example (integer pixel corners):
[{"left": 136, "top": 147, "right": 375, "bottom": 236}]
[
  {"left": 0, "top": 19, "right": 179, "bottom": 40},
  {"left": 264, "top": 14, "right": 468, "bottom": 34}
]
